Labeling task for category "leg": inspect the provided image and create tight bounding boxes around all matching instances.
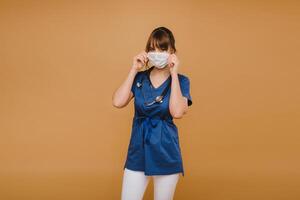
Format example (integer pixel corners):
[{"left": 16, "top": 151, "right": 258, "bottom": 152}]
[
  {"left": 153, "top": 173, "right": 180, "bottom": 200},
  {"left": 121, "top": 168, "right": 150, "bottom": 200}
]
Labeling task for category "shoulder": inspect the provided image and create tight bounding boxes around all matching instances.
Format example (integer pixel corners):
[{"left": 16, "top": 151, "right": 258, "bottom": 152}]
[
  {"left": 134, "top": 70, "right": 147, "bottom": 80},
  {"left": 178, "top": 73, "right": 191, "bottom": 83},
  {"left": 138, "top": 69, "right": 149, "bottom": 76}
]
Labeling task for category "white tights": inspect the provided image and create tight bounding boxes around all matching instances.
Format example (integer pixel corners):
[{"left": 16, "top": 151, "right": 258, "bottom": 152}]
[{"left": 121, "top": 168, "right": 180, "bottom": 200}]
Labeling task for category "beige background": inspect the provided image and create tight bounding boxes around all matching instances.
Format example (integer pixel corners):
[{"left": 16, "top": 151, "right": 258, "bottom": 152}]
[{"left": 0, "top": 0, "right": 299, "bottom": 199}]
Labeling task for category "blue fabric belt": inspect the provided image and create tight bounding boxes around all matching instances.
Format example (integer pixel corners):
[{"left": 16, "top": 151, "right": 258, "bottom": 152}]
[{"left": 133, "top": 115, "right": 173, "bottom": 147}]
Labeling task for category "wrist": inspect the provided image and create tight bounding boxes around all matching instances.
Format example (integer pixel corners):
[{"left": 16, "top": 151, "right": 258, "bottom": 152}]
[
  {"left": 170, "top": 71, "right": 178, "bottom": 77},
  {"left": 130, "top": 66, "right": 139, "bottom": 74}
]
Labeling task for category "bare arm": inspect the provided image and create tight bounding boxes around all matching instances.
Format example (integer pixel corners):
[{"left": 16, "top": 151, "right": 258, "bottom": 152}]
[
  {"left": 112, "top": 51, "right": 148, "bottom": 108},
  {"left": 169, "top": 72, "right": 188, "bottom": 118},
  {"left": 112, "top": 68, "right": 138, "bottom": 108}
]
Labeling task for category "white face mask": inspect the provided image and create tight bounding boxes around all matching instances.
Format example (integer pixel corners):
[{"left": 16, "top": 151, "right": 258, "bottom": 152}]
[{"left": 147, "top": 51, "right": 170, "bottom": 69}]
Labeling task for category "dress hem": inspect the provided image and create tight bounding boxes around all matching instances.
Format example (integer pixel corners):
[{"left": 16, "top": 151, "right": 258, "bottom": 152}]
[{"left": 123, "top": 165, "right": 185, "bottom": 177}]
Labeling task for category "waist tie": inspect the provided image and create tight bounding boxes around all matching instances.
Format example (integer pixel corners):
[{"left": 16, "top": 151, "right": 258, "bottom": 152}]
[{"left": 133, "top": 115, "right": 173, "bottom": 147}]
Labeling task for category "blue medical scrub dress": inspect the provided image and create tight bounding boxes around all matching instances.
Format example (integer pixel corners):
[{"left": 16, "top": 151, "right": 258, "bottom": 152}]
[{"left": 123, "top": 66, "right": 193, "bottom": 176}]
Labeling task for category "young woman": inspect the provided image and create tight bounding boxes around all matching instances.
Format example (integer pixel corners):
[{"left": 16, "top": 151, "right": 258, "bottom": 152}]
[{"left": 112, "top": 26, "right": 193, "bottom": 200}]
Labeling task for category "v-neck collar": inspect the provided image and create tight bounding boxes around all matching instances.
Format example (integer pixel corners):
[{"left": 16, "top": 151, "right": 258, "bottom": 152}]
[{"left": 147, "top": 66, "right": 171, "bottom": 90}]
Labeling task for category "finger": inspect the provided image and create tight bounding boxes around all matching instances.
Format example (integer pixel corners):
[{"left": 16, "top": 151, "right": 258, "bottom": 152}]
[
  {"left": 144, "top": 52, "right": 148, "bottom": 59},
  {"left": 141, "top": 53, "right": 147, "bottom": 62},
  {"left": 137, "top": 55, "right": 145, "bottom": 64},
  {"left": 141, "top": 51, "right": 147, "bottom": 60}
]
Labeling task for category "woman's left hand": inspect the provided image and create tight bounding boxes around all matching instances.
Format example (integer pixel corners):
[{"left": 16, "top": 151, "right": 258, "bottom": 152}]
[{"left": 168, "top": 53, "right": 179, "bottom": 74}]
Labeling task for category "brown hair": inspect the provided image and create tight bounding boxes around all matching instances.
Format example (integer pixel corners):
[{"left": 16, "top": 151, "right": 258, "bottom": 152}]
[{"left": 145, "top": 26, "right": 177, "bottom": 54}]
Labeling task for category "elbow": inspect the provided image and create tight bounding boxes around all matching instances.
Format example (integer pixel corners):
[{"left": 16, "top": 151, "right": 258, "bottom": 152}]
[
  {"left": 112, "top": 97, "right": 125, "bottom": 108},
  {"left": 112, "top": 93, "right": 132, "bottom": 108},
  {"left": 170, "top": 111, "right": 184, "bottom": 119},
  {"left": 172, "top": 114, "right": 183, "bottom": 119},
  {"left": 112, "top": 102, "right": 123, "bottom": 108},
  {"left": 170, "top": 106, "right": 188, "bottom": 119},
  {"left": 112, "top": 99, "right": 125, "bottom": 108},
  {"left": 112, "top": 91, "right": 126, "bottom": 108},
  {"left": 169, "top": 99, "right": 188, "bottom": 119}
]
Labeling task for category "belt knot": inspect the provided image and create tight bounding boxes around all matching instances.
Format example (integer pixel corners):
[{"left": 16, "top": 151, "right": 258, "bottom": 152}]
[{"left": 133, "top": 115, "right": 172, "bottom": 121}]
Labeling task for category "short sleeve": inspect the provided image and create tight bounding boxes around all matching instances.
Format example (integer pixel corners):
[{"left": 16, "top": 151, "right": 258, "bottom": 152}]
[{"left": 180, "top": 76, "right": 193, "bottom": 106}]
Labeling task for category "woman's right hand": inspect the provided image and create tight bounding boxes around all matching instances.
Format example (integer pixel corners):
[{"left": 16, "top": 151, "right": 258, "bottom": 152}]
[{"left": 132, "top": 51, "right": 148, "bottom": 71}]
